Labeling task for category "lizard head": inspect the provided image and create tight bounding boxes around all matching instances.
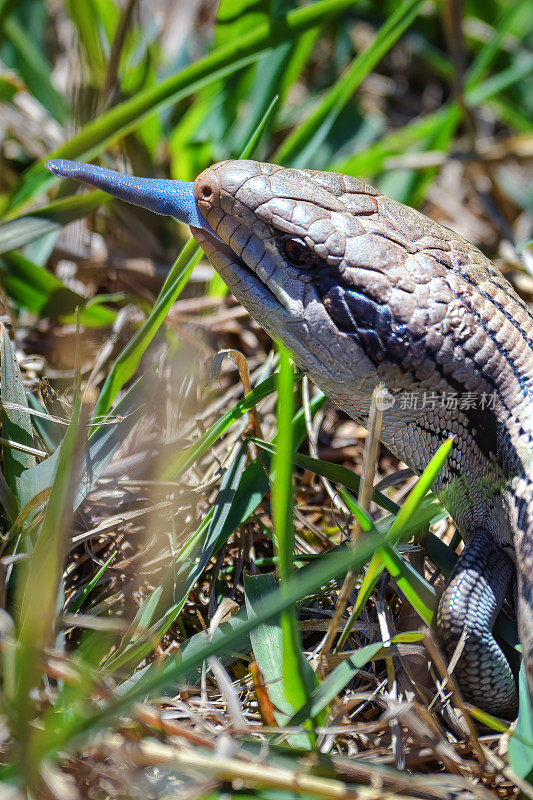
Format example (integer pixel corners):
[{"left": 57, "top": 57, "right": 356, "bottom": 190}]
[
  {"left": 45, "top": 158, "right": 386, "bottom": 411},
  {"left": 44, "top": 158, "right": 521, "bottom": 422},
  {"left": 192, "top": 160, "right": 386, "bottom": 396}
]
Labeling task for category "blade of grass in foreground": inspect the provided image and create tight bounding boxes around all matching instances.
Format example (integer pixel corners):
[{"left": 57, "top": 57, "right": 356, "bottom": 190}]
[
  {"left": 465, "top": 0, "right": 531, "bottom": 89},
  {"left": 104, "top": 377, "right": 321, "bottom": 674},
  {"left": 272, "top": 343, "right": 317, "bottom": 741},
  {"left": 104, "top": 448, "right": 269, "bottom": 674},
  {"left": 2, "top": 14, "right": 68, "bottom": 124},
  {"left": 289, "top": 632, "right": 424, "bottom": 727},
  {"left": 13, "top": 343, "right": 85, "bottom": 784},
  {"left": 105, "top": 375, "right": 326, "bottom": 675},
  {"left": 0, "top": 251, "right": 115, "bottom": 327},
  {"left": 67, "top": 551, "right": 117, "bottom": 614},
  {"left": 388, "top": 436, "right": 453, "bottom": 536},
  {"left": 336, "top": 437, "right": 454, "bottom": 649},
  {"left": 379, "top": 545, "right": 436, "bottom": 625},
  {"left": 1, "top": 324, "right": 35, "bottom": 504},
  {"left": 509, "top": 665, "right": 533, "bottom": 778},
  {"left": 245, "top": 573, "right": 311, "bottom": 749},
  {"left": 331, "top": 49, "right": 533, "bottom": 182}
]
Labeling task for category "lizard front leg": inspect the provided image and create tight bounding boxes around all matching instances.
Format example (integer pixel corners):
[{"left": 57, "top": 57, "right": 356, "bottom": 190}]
[{"left": 436, "top": 529, "right": 517, "bottom": 718}]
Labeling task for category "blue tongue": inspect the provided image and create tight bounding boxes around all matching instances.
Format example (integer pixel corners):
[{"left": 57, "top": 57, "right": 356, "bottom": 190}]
[{"left": 45, "top": 158, "right": 210, "bottom": 230}]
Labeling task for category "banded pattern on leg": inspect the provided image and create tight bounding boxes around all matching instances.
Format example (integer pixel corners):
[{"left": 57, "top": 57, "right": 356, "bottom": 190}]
[{"left": 436, "top": 530, "right": 517, "bottom": 718}]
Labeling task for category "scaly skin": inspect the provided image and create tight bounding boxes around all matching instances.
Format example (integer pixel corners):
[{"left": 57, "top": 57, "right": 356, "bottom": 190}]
[
  {"left": 45, "top": 157, "right": 533, "bottom": 719},
  {"left": 191, "top": 160, "right": 533, "bottom": 718}
]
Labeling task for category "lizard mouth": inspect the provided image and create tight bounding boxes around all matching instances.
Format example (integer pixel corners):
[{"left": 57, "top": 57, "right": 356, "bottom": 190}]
[{"left": 190, "top": 225, "right": 286, "bottom": 317}]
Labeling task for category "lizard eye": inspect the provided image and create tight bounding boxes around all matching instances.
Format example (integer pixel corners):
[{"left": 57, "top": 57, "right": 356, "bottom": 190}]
[{"left": 284, "top": 237, "right": 312, "bottom": 267}]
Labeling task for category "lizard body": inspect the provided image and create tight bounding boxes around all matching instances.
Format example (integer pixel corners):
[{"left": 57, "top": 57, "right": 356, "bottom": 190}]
[{"left": 46, "top": 157, "right": 533, "bottom": 719}]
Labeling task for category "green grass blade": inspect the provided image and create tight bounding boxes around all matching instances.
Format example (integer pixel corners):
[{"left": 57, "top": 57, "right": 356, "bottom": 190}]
[
  {"left": 120, "top": 387, "right": 325, "bottom": 651},
  {"left": 337, "top": 441, "right": 452, "bottom": 648},
  {"left": 387, "top": 437, "right": 453, "bottom": 541},
  {"left": 273, "top": 343, "right": 318, "bottom": 733},
  {"left": 15, "top": 373, "right": 146, "bottom": 513},
  {"left": 336, "top": 551, "right": 385, "bottom": 649},
  {"left": 272, "top": 345, "right": 296, "bottom": 582},
  {"left": 288, "top": 641, "right": 385, "bottom": 726},
  {"left": 509, "top": 664, "right": 533, "bottom": 778},
  {"left": 331, "top": 44, "right": 533, "bottom": 184},
  {"left": 90, "top": 238, "right": 201, "bottom": 428},
  {"left": 0, "top": 463, "right": 18, "bottom": 521},
  {"left": 0, "top": 324, "right": 34, "bottom": 502},
  {"left": 75, "top": 376, "right": 147, "bottom": 508},
  {"left": 160, "top": 371, "right": 282, "bottom": 483},
  {"left": 338, "top": 487, "right": 374, "bottom": 532},
  {"left": 105, "top": 447, "right": 269, "bottom": 673},
  {"left": 2, "top": 15, "right": 67, "bottom": 123},
  {"left": 489, "top": 96, "right": 533, "bottom": 134},
  {"left": 7, "top": 0, "right": 358, "bottom": 214},
  {"left": 0, "top": 251, "right": 115, "bottom": 327},
  {"left": 67, "top": 551, "right": 117, "bottom": 614},
  {"left": 115, "top": 606, "right": 251, "bottom": 699},
  {"left": 251, "top": 438, "right": 400, "bottom": 514},
  {"left": 90, "top": 88, "right": 279, "bottom": 427},
  {"left": 240, "top": 94, "right": 279, "bottom": 159},
  {"left": 379, "top": 545, "right": 436, "bottom": 625},
  {"left": 331, "top": 105, "right": 460, "bottom": 178},
  {"left": 0, "top": 191, "right": 107, "bottom": 256},
  {"left": 466, "top": 54, "right": 533, "bottom": 108},
  {"left": 66, "top": 0, "right": 108, "bottom": 86},
  {"left": 274, "top": 0, "right": 425, "bottom": 167},
  {"left": 13, "top": 355, "right": 84, "bottom": 761},
  {"left": 344, "top": 439, "right": 451, "bottom": 638},
  {"left": 245, "top": 572, "right": 313, "bottom": 749},
  {"left": 102, "top": 510, "right": 212, "bottom": 673},
  {"left": 466, "top": 0, "right": 532, "bottom": 88}
]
